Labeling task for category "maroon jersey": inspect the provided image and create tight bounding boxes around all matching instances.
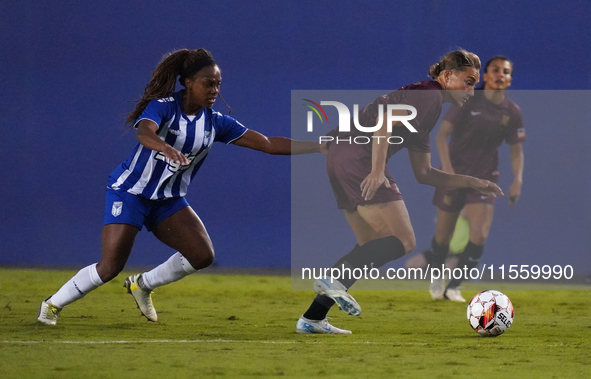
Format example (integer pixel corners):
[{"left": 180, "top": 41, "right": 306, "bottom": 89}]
[
  {"left": 444, "top": 90, "right": 525, "bottom": 180},
  {"left": 328, "top": 80, "right": 444, "bottom": 159},
  {"left": 325, "top": 80, "right": 444, "bottom": 210}
]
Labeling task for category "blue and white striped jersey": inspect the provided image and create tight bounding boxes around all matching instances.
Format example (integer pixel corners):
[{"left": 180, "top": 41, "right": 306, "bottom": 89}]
[{"left": 108, "top": 91, "right": 247, "bottom": 199}]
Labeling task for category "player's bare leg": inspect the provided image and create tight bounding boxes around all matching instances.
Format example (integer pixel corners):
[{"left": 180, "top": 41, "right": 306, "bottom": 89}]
[
  {"left": 38, "top": 224, "right": 139, "bottom": 325},
  {"left": 445, "top": 203, "right": 494, "bottom": 302},
  {"left": 464, "top": 203, "right": 494, "bottom": 246},
  {"left": 434, "top": 209, "right": 461, "bottom": 246},
  {"left": 151, "top": 206, "right": 215, "bottom": 270},
  {"left": 422, "top": 209, "right": 460, "bottom": 299},
  {"left": 124, "top": 206, "right": 214, "bottom": 321},
  {"left": 98, "top": 224, "right": 140, "bottom": 281},
  {"left": 299, "top": 201, "right": 414, "bottom": 333}
]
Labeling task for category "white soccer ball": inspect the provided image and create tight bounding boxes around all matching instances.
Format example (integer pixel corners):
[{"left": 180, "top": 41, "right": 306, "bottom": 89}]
[{"left": 466, "top": 290, "right": 514, "bottom": 336}]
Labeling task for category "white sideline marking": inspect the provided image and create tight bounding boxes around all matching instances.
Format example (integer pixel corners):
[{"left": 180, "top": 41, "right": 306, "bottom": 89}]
[
  {"left": 0, "top": 340, "right": 568, "bottom": 348},
  {"left": 0, "top": 339, "right": 404, "bottom": 345}
]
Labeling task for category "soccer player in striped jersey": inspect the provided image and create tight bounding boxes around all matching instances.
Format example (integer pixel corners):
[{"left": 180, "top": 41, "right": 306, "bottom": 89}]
[
  {"left": 420, "top": 56, "right": 525, "bottom": 302},
  {"left": 37, "top": 48, "right": 325, "bottom": 325}
]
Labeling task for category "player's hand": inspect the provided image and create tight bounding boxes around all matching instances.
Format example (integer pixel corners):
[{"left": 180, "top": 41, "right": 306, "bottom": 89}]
[
  {"left": 470, "top": 178, "right": 504, "bottom": 198},
  {"left": 162, "top": 145, "right": 190, "bottom": 165},
  {"left": 507, "top": 180, "right": 522, "bottom": 207},
  {"left": 360, "top": 171, "right": 391, "bottom": 201}
]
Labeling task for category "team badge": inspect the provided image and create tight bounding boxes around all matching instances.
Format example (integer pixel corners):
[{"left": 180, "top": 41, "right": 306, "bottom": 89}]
[
  {"left": 203, "top": 131, "right": 212, "bottom": 146},
  {"left": 112, "top": 201, "right": 123, "bottom": 217},
  {"left": 500, "top": 115, "right": 510, "bottom": 126},
  {"left": 443, "top": 195, "right": 452, "bottom": 206}
]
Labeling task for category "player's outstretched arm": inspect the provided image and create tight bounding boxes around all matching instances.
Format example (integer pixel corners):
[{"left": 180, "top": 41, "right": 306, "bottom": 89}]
[
  {"left": 232, "top": 129, "right": 326, "bottom": 155},
  {"left": 136, "top": 119, "right": 190, "bottom": 165},
  {"left": 508, "top": 142, "right": 524, "bottom": 207},
  {"left": 408, "top": 149, "right": 504, "bottom": 197}
]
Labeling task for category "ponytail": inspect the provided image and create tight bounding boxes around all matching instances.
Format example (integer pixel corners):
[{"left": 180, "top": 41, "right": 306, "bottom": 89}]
[
  {"left": 429, "top": 49, "right": 481, "bottom": 79},
  {"left": 125, "top": 48, "right": 216, "bottom": 126}
]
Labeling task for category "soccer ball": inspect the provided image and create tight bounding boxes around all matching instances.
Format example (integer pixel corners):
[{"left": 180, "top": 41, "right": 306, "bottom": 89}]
[{"left": 466, "top": 290, "right": 514, "bottom": 336}]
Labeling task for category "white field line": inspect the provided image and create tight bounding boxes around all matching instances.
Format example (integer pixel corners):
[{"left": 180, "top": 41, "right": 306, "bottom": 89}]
[
  {"left": 0, "top": 339, "right": 417, "bottom": 345},
  {"left": 0, "top": 340, "right": 571, "bottom": 348}
]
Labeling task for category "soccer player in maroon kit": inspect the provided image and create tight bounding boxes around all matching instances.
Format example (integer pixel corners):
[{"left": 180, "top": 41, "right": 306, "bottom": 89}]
[
  {"left": 296, "top": 50, "right": 505, "bottom": 335},
  {"left": 421, "top": 56, "right": 525, "bottom": 302}
]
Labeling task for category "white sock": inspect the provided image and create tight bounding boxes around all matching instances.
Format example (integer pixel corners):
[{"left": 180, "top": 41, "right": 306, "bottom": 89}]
[
  {"left": 47, "top": 263, "right": 104, "bottom": 308},
  {"left": 141, "top": 252, "right": 198, "bottom": 290}
]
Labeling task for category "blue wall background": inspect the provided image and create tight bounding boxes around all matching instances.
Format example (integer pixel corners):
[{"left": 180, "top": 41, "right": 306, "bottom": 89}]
[{"left": 1, "top": 1, "right": 590, "bottom": 271}]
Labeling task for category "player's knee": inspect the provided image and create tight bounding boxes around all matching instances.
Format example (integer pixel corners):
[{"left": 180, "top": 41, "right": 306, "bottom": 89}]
[
  {"left": 471, "top": 235, "right": 487, "bottom": 246},
  {"left": 183, "top": 248, "right": 215, "bottom": 270},
  {"left": 399, "top": 235, "right": 416, "bottom": 254},
  {"left": 469, "top": 222, "right": 491, "bottom": 246},
  {"left": 199, "top": 250, "right": 215, "bottom": 269},
  {"left": 96, "top": 261, "right": 125, "bottom": 283},
  {"left": 404, "top": 240, "right": 416, "bottom": 254}
]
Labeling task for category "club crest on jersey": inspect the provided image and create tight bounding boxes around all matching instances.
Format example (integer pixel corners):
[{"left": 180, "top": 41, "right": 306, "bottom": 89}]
[
  {"left": 112, "top": 201, "right": 123, "bottom": 217},
  {"left": 203, "top": 131, "right": 212, "bottom": 145}
]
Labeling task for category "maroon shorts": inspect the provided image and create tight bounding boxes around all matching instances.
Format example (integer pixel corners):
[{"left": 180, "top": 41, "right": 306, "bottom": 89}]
[
  {"left": 432, "top": 185, "right": 497, "bottom": 213},
  {"left": 326, "top": 142, "right": 403, "bottom": 210}
]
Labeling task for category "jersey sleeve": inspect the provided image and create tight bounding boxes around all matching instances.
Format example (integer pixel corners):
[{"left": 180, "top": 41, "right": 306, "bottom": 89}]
[
  {"left": 133, "top": 97, "right": 175, "bottom": 130},
  {"left": 505, "top": 104, "right": 525, "bottom": 145},
  {"left": 211, "top": 111, "right": 248, "bottom": 144},
  {"left": 404, "top": 130, "right": 431, "bottom": 153},
  {"left": 403, "top": 90, "right": 442, "bottom": 153}
]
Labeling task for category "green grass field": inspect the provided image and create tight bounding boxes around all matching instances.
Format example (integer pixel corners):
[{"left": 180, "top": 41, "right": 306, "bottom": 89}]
[{"left": 1, "top": 268, "right": 590, "bottom": 378}]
